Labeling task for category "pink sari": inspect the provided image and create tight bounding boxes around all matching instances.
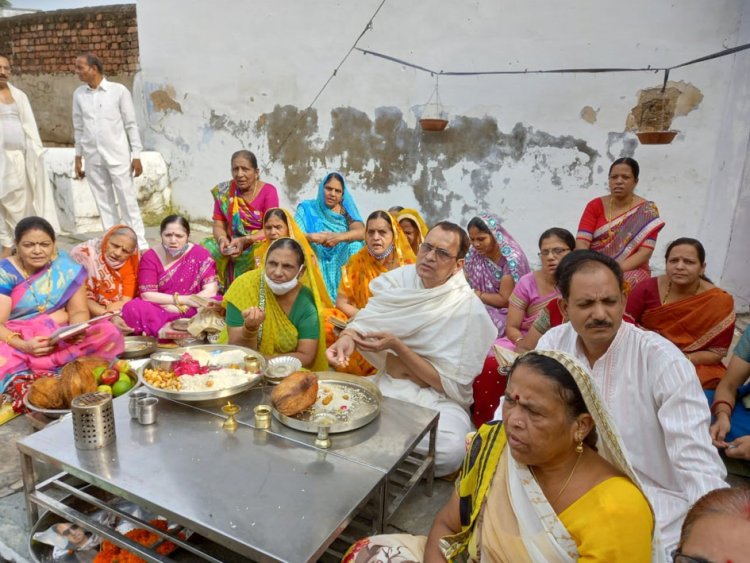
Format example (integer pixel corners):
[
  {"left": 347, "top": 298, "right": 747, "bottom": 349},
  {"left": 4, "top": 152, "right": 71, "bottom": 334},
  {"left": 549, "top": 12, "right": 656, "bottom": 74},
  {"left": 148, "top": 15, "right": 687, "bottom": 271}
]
[
  {"left": 121, "top": 245, "right": 217, "bottom": 337},
  {"left": 0, "top": 253, "right": 123, "bottom": 400}
]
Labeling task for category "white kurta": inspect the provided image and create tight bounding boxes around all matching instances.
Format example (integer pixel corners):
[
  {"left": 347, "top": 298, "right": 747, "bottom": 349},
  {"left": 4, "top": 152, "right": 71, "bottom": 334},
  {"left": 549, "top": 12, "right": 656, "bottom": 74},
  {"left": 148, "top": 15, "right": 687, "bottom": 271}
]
[
  {"left": 537, "top": 321, "right": 727, "bottom": 555},
  {"left": 72, "top": 78, "right": 147, "bottom": 249},
  {"left": 347, "top": 265, "right": 496, "bottom": 475},
  {"left": 0, "top": 84, "right": 59, "bottom": 247}
]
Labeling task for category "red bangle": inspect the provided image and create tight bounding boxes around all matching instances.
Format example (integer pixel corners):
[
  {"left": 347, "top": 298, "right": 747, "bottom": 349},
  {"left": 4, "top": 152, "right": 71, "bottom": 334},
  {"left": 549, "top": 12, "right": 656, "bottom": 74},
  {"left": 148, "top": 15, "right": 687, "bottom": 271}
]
[{"left": 711, "top": 400, "right": 734, "bottom": 416}]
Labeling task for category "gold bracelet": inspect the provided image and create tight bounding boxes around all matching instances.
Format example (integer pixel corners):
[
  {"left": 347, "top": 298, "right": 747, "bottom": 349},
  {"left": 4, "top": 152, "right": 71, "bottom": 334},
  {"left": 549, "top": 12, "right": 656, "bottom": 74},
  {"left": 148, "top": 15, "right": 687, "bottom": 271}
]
[{"left": 3, "top": 331, "right": 22, "bottom": 345}]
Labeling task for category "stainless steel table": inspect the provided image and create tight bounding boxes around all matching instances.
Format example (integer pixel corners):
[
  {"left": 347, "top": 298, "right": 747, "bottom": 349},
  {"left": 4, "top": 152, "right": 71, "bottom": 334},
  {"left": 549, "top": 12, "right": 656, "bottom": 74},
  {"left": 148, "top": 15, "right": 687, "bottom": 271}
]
[
  {"left": 18, "top": 386, "right": 438, "bottom": 562},
  {"left": 194, "top": 385, "right": 438, "bottom": 531}
]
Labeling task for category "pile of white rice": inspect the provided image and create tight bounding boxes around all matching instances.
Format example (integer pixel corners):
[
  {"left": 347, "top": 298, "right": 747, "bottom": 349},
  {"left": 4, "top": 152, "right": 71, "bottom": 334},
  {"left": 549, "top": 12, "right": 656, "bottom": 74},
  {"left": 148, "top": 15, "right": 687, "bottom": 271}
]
[
  {"left": 178, "top": 368, "right": 250, "bottom": 392},
  {"left": 186, "top": 349, "right": 247, "bottom": 367}
]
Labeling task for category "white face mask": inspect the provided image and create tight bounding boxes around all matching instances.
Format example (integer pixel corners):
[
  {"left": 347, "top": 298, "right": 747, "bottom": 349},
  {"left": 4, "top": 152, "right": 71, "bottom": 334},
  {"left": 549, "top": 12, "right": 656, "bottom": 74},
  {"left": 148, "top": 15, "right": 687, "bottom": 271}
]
[{"left": 264, "top": 267, "right": 302, "bottom": 295}]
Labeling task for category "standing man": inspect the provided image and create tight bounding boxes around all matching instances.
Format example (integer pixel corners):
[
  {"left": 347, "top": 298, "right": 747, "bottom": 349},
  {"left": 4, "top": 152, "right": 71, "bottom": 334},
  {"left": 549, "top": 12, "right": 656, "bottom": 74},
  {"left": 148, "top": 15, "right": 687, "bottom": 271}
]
[
  {"left": 537, "top": 250, "right": 727, "bottom": 555},
  {"left": 327, "top": 222, "right": 496, "bottom": 476},
  {"left": 73, "top": 53, "right": 148, "bottom": 250},
  {"left": 0, "top": 54, "right": 59, "bottom": 257}
]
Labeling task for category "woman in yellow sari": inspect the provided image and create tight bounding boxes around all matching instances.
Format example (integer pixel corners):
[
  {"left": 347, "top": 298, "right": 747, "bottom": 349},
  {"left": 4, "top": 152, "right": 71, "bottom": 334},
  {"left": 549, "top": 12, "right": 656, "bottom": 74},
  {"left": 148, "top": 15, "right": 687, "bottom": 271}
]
[
  {"left": 253, "top": 208, "right": 332, "bottom": 309},
  {"left": 324, "top": 210, "right": 415, "bottom": 375},
  {"left": 344, "top": 351, "right": 662, "bottom": 562},
  {"left": 222, "top": 238, "right": 327, "bottom": 370},
  {"left": 396, "top": 208, "right": 428, "bottom": 256}
]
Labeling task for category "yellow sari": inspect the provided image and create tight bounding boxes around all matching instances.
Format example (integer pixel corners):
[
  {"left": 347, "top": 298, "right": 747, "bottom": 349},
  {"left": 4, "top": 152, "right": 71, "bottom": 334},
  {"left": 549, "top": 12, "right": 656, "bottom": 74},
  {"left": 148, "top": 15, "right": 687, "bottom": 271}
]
[
  {"left": 220, "top": 237, "right": 329, "bottom": 371},
  {"left": 396, "top": 208, "right": 429, "bottom": 254},
  {"left": 253, "top": 208, "right": 333, "bottom": 309},
  {"left": 324, "top": 213, "right": 416, "bottom": 376}
]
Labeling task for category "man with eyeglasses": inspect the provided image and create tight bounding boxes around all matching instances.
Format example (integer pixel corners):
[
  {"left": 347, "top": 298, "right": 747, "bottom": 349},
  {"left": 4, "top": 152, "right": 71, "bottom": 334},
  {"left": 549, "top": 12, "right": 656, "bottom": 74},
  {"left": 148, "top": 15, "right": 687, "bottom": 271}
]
[{"left": 327, "top": 221, "right": 496, "bottom": 476}]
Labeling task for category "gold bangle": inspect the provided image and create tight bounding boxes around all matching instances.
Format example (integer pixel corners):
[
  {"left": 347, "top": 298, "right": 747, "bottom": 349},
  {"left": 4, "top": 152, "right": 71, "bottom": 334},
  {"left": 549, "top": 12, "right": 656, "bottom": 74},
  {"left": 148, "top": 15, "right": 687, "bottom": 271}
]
[{"left": 3, "top": 331, "right": 22, "bottom": 345}]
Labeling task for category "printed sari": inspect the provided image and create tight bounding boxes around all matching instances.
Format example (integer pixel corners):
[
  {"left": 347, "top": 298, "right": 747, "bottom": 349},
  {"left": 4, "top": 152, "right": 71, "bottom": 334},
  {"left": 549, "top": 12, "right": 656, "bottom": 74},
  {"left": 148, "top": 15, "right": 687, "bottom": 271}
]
[
  {"left": 295, "top": 172, "right": 364, "bottom": 302},
  {"left": 345, "top": 351, "right": 663, "bottom": 563},
  {"left": 220, "top": 238, "right": 328, "bottom": 370},
  {"left": 252, "top": 208, "right": 332, "bottom": 309},
  {"left": 70, "top": 225, "right": 139, "bottom": 306},
  {"left": 324, "top": 212, "right": 416, "bottom": 376},
  {"left": 495, "top": 272, "right": 560, "bottom": 352},
  {"left": 202, "top": 180, "right": 279, "bottom": 289},
  {"left": 577, "top": 198, "right": 665, "bottom": 286},
  {"left": 0, "top": 251, "right": 123, "bottom": 386},
  {"left": 396, "top": 208, "right": 429, "bottom": 255},
  {"left": 628, "top": 278, "right": 735, "bottom": 389},
  {"left": 463, "top": 213, "right": 531, "bottom": 336},
  {"left": 121, "top": 245, "right": 218, "bottom": 337}
]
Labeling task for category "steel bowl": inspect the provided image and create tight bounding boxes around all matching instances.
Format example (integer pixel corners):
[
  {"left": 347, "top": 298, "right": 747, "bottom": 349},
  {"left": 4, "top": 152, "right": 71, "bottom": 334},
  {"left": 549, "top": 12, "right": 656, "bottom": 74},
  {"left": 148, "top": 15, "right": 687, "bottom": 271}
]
[
  {"left": 265, "top": 356, "right": 302, "bottom": 384},
  {"left": 122, "top": 335, "right": 157, "bottom": 359},
  {"left": 149, "top": 352, "right": 181, "bottom": 371}
]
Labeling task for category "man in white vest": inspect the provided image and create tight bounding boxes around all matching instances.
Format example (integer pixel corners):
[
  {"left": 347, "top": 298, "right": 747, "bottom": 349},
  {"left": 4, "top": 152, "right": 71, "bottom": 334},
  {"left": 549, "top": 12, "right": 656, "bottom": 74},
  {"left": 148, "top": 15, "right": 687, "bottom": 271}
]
[{"left": 0, "top": 54, "right": 59, "bottom": 256}]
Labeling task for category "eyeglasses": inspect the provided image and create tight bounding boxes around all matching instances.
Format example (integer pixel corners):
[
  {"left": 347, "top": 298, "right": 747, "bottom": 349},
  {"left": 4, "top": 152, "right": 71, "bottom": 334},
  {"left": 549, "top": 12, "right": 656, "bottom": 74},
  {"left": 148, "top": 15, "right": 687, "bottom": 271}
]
[
  {"left": 672, "top": 550, "right": 712, "bottom": 563},
  {"left": 418, "top": 242, "right": 458, "bottom": 262},
  {"left": 538, "top": 248, "right": 570, "bottom": 258}
]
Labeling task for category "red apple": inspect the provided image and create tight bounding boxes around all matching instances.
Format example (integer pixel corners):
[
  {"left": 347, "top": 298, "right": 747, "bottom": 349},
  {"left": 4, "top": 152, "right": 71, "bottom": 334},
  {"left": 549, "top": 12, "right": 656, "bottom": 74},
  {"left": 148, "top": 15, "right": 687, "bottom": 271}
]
[{"left": 100, "top": 369, "right": 119, "bottom": 386}]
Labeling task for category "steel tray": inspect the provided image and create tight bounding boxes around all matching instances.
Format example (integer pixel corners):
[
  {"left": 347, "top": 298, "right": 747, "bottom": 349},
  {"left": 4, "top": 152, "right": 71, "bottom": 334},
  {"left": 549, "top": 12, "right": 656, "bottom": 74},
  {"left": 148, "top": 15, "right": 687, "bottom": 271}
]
[
  {"left": 137, "top": 344, "right": 265, "bottom": 402},
  {"left": 272, "top": 372, "right": 382, "bottom": 434}
]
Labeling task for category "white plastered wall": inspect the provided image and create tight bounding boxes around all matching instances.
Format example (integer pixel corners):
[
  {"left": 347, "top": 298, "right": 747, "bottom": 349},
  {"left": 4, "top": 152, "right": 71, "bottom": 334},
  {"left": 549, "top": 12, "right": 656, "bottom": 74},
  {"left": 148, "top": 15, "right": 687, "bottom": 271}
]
[{"left": 134, "top": 0, "right": 749, "bottom": 298}]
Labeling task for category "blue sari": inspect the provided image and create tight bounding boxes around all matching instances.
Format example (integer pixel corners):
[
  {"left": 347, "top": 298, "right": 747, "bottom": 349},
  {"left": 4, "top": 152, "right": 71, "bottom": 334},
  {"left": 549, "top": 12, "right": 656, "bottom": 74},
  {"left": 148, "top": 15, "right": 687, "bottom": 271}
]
[
  {"left": 295, "top": 172, "right": 364, "bottom": 301},
  {"left": 0, "top": 251, "right": 87, "bottom": 320}
]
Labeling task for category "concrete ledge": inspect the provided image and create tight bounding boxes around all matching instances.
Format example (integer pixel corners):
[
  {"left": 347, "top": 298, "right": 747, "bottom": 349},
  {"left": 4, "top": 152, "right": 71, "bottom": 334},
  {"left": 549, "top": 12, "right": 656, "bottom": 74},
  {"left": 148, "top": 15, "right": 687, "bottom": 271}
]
[{"left": 44, "top": 148, "right": 171, "bottom": 234}]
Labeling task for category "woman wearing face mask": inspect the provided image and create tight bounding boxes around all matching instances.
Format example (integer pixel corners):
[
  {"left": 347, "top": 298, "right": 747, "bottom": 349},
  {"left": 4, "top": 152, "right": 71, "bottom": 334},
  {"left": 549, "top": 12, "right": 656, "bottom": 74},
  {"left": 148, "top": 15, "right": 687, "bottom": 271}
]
[
  {"left": 70, "top": 225, "right": 139, "bottom": 319},
  {"left": 323, "top": 210, "right": 416, "bottom": 375},
  {"left": 222, "top": 238, "right": 328, "bottom": 369},
  {"left": 121, "top": 215, "right": 219, "bottom": 337}
]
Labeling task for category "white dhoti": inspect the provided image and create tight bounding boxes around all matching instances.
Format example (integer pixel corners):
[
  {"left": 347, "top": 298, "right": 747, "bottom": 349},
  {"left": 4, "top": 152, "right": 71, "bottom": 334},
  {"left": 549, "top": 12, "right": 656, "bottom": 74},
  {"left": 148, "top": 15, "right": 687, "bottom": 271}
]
[
  {"left": 372, "top": 373, "right": 472, "bottom": 476},
  {"left": 0, "top": 149, "right": 32, "bottom": 247},
  {"left": 85, "top": 158, "right": 148, "bottom": 250}
]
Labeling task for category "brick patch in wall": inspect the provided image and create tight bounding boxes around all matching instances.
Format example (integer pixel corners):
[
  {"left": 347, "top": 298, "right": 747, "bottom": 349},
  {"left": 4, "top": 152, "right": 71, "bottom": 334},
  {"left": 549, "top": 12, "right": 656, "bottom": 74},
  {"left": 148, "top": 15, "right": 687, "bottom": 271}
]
[{"left": 0, "top": 4, "right": 139, "bottom": 75}]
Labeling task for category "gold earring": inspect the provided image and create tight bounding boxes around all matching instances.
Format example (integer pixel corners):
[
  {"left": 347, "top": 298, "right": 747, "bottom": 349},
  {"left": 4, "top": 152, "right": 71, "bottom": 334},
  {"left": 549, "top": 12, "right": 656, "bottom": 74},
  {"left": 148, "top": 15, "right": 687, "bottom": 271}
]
[{"left": 575, "top": 432, "right": 584, "bottom": 454}]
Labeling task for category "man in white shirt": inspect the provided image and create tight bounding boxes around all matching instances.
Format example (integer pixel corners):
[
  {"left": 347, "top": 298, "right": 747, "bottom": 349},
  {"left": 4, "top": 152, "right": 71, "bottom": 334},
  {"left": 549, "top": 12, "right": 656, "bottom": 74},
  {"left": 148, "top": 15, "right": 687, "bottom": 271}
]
[
  {"left": 327, "top": 222, "right": 496, "bottom": 476},
  {"left": 73, "top": 53, "right": 147, "bottom": 250},
  {"left": 0, "top": 54, "right": 59, "bottom": 256},
  {"left": 537, "top": 249, "right": 727, "bottom": 554}
]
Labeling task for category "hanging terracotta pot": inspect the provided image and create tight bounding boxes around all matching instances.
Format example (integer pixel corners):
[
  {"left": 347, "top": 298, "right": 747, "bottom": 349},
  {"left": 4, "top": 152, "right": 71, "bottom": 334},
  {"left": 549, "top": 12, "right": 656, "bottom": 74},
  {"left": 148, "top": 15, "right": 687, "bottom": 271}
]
[
  {"left": 419, "top": 118, "right": 448, "bottom": 132},
  {"left": 636, "top": 131, "right": 678, "bottom": 145}
]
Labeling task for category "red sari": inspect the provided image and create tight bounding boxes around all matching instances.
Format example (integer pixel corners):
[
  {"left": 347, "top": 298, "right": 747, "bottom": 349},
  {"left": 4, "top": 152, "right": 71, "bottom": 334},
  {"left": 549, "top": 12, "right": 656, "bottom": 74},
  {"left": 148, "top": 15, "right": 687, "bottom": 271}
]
[
  {"left": 577, "top": 198, "right": 665, "bottom": 286},
  {"left": 627, "top": 278, "right": 735, "bottom": 389}
]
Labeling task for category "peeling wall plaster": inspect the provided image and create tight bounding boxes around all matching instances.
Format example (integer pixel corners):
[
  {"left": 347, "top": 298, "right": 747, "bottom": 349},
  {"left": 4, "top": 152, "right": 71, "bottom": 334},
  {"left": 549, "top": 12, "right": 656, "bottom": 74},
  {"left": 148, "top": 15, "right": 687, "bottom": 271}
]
[{"left": 135, "top": 0, "right": 749, "bottom": 283}]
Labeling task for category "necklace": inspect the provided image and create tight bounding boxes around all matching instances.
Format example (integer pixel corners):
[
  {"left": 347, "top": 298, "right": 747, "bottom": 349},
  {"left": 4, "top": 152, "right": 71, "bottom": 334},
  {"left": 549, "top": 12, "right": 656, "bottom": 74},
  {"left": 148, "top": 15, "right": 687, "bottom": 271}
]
[
  {"left": 15, "top": 258, "right": 53, "bottom": 313},
  {"left": 662, "top": 278, "right": 701, "bottom": 305},
  {"left": 529, "top": 450, "right": 583, "bottom": 505}
]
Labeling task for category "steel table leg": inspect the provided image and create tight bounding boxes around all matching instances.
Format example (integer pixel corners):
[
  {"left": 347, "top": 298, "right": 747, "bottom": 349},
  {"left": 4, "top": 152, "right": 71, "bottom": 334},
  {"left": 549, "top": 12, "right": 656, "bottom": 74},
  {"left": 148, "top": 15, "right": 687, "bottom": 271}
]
[{"left": 20, "top": 451, "right": 38, "bottom": 526}]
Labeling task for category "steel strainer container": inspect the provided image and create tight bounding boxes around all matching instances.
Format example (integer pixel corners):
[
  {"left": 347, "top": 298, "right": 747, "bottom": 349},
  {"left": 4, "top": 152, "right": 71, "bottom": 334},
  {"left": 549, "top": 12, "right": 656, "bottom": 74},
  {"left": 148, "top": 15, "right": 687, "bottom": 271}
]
[{"left": 71, "top": 392, "right": 116, "bottom": 450}]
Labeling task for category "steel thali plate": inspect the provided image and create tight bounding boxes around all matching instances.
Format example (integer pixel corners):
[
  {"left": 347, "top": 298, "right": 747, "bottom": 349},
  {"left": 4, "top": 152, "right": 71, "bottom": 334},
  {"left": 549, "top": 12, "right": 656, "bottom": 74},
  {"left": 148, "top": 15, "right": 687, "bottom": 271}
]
[
  {"left": 272, "top": 371, "right": 382, "bottom": 434},
  {"left": 137, "top": 344, "right": 265, "bottom": 402}
]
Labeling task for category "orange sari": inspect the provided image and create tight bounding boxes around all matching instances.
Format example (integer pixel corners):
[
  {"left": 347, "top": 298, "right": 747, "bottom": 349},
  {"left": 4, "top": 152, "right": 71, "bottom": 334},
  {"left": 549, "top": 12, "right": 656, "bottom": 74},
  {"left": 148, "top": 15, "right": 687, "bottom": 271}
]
[
  {"left": 69, "top": 225, "right": 139, "bottom": 306},
  {"left": 640, "top": 286, "right": 735, "bottom": 389},
  {"left": 324, "top": 213, "right": 416, "bottom": 375}
]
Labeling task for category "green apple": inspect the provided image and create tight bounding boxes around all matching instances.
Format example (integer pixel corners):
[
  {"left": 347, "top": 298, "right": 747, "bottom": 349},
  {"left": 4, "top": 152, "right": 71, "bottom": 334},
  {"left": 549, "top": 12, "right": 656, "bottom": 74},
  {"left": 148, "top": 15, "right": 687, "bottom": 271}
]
[
  {"left": 112, "top": 376, "right": 133, "bottom": 397},
  {"left": 97, "top": 384, "right": 112, "bottom": 394},
  {"left": 92, "top": 365, "right": 107, "bottom": 384}
]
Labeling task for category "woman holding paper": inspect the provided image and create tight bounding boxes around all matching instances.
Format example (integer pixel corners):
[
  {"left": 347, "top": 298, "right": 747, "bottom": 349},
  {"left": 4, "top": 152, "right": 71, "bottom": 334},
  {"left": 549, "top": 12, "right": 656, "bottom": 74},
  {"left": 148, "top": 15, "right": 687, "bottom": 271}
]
[{"left": 0, "top": 216, "right": 124, "bottom": 380}]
